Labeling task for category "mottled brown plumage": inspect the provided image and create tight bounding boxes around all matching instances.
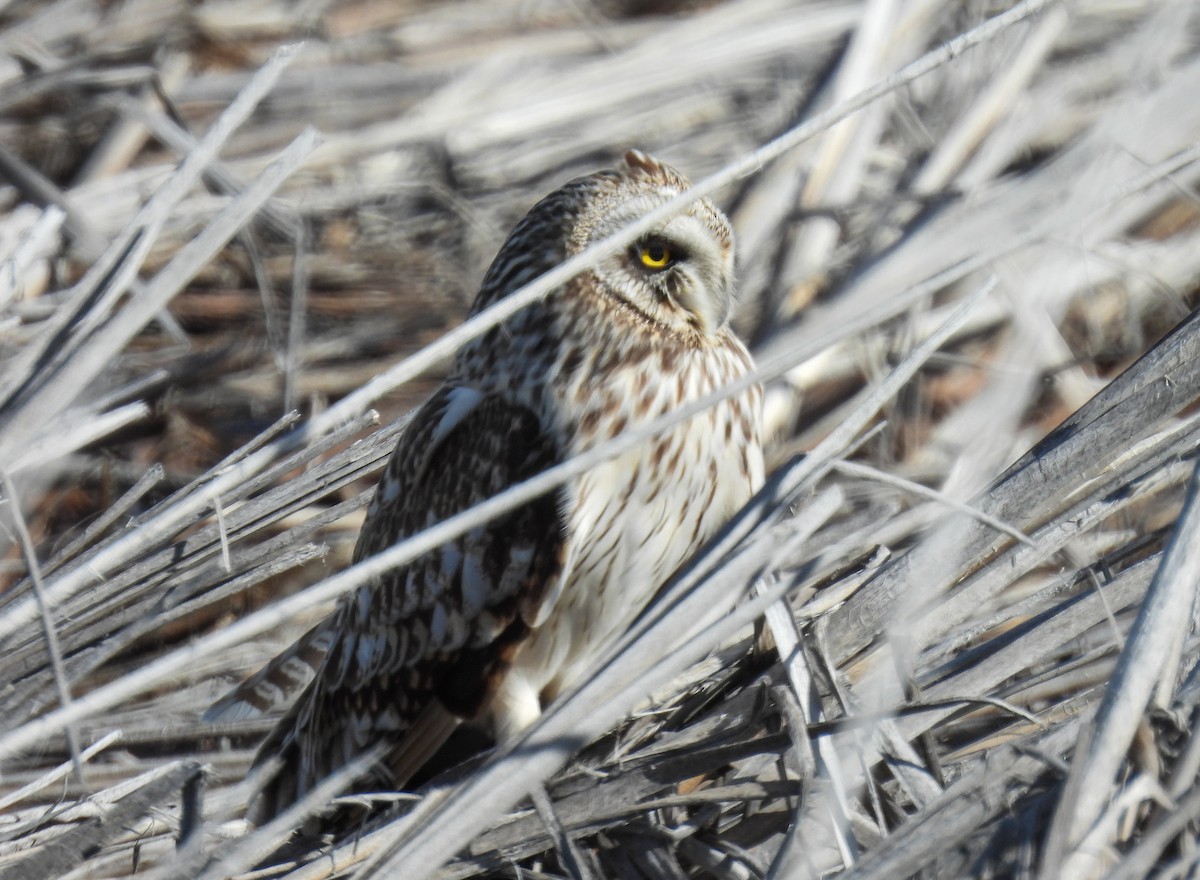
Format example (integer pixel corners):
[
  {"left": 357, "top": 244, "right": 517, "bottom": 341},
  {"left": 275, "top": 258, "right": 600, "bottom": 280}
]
[{"left": 230, "top": 151, "right": 764, "bottom": 824}]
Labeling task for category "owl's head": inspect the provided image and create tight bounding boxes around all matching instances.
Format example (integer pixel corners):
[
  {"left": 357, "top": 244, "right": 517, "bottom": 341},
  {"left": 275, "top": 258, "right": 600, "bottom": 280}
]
[
  {"left": 475, "top": 151, "right": 736, "bottom": 340},
  {"left": 566, "top": 150, "right": 736, "bottom": 339}
]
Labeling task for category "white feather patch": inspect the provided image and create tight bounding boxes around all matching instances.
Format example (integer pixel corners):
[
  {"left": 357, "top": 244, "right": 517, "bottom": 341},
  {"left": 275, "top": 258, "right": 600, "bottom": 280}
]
[
  {"left": 429, "top": 603, "right": 447, "bottom": 648},
  {"left": 356, "top": 632, "right": 379, "bottom": 670},
  {"left": 431, "top": 385, "right": 484, "bottom": 447},
  {"left": 461, "top": 553, "right": 488, "bottom": 617}
]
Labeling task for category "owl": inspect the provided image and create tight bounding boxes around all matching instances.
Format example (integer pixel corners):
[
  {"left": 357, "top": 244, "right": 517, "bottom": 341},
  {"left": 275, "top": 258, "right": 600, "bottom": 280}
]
[{"left": 237, "top": 150, "right": 764, "bottom": 824}]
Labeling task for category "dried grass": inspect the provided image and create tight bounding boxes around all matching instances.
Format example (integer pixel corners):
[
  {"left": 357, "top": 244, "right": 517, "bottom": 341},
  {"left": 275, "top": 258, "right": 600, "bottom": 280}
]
[{"left": 1, "top": 0, "right": 1200, "bottom": 878}]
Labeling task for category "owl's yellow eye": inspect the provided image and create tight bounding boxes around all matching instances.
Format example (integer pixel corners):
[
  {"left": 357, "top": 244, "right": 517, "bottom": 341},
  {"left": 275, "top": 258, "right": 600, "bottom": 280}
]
[{"left": 638, "top": 239, "right": 673, "bottom": 271}]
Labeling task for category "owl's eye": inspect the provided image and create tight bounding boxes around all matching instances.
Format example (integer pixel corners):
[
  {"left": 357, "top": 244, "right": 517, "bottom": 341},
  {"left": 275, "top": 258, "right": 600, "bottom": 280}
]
[{"left": 637, "top": 238, "right": 674, "bottom": 271}]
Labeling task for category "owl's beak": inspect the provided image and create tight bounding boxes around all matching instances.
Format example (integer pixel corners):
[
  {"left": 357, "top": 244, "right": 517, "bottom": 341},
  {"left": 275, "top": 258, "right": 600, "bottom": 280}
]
[
  {"left": 676, "top": 272, "right": 729, "bottom": 333},
  {"left": 655, "top": 212, "right": 735, "bottom": 335},
  {"left": 712, "top": 272, "right": 735, "bottom": 330}
]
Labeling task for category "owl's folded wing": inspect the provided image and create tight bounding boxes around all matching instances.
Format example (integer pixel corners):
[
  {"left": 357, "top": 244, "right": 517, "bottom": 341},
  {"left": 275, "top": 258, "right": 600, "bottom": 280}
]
[{"left": 247, "top": 385, "right": 569, "bottom": 823}]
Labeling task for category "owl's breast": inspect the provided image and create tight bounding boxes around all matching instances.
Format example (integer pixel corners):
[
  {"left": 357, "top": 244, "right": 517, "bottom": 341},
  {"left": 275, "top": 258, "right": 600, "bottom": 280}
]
[{"left": 505, "top": 337, "right": 763, "bottom": 707}]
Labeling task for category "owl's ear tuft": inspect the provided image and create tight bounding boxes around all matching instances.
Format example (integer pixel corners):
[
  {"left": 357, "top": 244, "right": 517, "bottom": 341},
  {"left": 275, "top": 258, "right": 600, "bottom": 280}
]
[{"left": 623, "top": 149, "right": 665, "bottom": 176}]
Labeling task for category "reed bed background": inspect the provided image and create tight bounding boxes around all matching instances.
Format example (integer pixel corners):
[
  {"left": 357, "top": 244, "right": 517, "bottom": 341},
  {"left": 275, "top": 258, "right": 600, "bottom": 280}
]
[{"left": 1, "top": 0, "right": 1199, "bottom": 877}]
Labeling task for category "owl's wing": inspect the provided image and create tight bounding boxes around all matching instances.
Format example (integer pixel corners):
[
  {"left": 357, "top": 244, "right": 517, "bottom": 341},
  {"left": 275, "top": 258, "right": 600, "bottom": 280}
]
[
  {"left": 202, "top": 618, "right": 335, "bottom": 723},
  {"left": 248, "top": 385, "right": 568, "bottom": 824}
]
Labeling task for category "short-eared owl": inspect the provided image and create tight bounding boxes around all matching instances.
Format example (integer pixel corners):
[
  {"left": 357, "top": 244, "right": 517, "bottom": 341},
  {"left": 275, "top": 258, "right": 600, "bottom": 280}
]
[{"left": 238, "top": 150, "right": 764, "bottom": 822}]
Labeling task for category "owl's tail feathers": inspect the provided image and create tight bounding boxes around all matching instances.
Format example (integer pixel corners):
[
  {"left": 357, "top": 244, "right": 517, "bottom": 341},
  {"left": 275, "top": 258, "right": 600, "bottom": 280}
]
[
  {"left": 245, "top": 724, "right": 304, "bottom": 828},
  {"left": 387, "top": 702, "right": 461, "bottom": 789},
  {"left": 203, "top": 620, "right": 335, "bottom": 724},
  {"left": 244, "top": 703, "right": 461, "bottom": 829}
]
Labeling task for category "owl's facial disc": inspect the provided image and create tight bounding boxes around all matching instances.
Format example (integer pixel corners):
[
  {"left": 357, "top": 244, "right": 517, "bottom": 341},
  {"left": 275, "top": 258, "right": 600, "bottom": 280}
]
[
  {"left": 590, "top": 199, "right": 734, "bottom": 337},
  {"left": 637, "top": 212, "right": 733, "bottom": 334}
]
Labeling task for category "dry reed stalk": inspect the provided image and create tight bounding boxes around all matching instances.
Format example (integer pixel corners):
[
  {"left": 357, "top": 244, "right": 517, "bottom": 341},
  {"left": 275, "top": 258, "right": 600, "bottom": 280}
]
[{"left": 1, "top": 0, "right": 1199, "bottom": 878}]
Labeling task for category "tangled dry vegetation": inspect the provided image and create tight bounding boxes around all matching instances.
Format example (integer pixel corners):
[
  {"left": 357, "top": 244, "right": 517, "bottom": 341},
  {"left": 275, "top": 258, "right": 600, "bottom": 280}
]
[{"left": 1, "top": 0, "right": 1200, "bottom": 877}]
